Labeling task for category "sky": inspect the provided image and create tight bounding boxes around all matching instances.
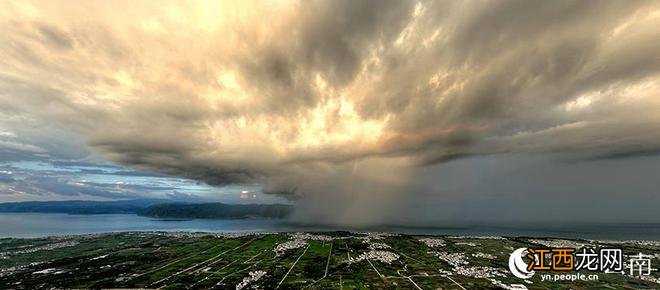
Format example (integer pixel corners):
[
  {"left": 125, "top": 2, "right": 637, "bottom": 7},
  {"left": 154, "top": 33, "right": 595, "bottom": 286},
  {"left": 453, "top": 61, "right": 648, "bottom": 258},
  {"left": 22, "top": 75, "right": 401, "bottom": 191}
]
[{"left": 0, "top": 0, "right": 659, "bottom": 226}]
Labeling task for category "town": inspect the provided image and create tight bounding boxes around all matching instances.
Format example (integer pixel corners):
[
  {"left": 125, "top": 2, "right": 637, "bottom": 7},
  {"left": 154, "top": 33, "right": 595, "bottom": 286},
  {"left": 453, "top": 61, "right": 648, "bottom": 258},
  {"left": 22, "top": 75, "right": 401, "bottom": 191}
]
[{"left": 1, "top": 232, "right": 659, "bottom": 289}]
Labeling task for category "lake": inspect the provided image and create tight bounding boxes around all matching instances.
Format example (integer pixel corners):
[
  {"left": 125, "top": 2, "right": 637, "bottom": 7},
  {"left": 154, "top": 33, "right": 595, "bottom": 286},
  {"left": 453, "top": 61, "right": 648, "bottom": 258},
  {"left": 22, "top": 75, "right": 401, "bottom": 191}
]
[
  {"left": 0, "top": 213, "right": 301, "bottom": 238},
  {"left": 1, "top": 213, "right": 660, "bottom": 240}
]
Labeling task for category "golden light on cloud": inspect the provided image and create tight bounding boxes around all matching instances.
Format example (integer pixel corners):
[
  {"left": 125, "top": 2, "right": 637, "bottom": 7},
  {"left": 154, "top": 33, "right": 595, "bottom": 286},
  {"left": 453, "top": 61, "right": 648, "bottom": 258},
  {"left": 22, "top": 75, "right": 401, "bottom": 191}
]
[{"left": 1, "top": 0, "right": 660, "bottom": 224}]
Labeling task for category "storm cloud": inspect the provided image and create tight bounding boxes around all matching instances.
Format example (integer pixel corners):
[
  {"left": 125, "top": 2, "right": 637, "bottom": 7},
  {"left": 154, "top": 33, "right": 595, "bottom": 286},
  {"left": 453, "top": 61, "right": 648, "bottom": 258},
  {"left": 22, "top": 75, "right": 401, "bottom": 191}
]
[{"left": 1, "top": 0, "right": 659, "bottom": 225}]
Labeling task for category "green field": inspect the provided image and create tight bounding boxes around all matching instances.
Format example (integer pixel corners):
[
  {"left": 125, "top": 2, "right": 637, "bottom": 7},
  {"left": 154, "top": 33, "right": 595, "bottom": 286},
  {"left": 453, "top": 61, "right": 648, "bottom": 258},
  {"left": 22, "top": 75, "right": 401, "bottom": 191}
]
[{"left": 0, "top": 232, "right": 658, "bottom": 289}]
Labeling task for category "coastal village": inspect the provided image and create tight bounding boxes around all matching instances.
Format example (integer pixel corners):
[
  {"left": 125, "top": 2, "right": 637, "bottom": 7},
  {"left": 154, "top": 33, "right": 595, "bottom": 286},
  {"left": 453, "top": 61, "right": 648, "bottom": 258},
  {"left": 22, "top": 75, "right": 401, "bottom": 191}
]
[{"left": 1, "top": 232, "right": 659, "bottom": 289}]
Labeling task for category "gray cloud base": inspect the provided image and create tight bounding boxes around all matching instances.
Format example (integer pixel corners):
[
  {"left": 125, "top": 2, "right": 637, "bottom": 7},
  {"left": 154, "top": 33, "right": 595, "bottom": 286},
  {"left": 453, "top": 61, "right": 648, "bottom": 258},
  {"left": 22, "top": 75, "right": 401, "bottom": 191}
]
[{"left": 0, "top": 0, "right": 659, "bottom": 225}]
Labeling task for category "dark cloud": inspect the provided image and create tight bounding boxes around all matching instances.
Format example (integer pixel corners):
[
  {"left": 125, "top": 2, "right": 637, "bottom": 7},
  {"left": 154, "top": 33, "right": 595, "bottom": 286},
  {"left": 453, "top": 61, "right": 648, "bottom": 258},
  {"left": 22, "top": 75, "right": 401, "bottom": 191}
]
[
  {"left": 587, "top": 148, "right": 660, "bottom": 161},
  {"left": 0, "top": 0, "right": 659, "bottom": 224},
  {"left": 0, "top": 161, "right": 254, "bottom": 202},
  {"left": 0, "top": 174, "right": 15, "bottom": 183},
  {"left": 36, "top": 23, "right": 75, "bottom": 50}
]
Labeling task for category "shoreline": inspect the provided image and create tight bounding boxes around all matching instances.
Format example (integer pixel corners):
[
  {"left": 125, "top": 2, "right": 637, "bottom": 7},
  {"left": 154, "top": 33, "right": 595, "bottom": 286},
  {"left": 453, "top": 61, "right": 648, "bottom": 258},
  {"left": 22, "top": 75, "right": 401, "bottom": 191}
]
[
  {"left": 4, "top": 229, "right": 660, "bottom": 243},
  {"left": 2, "top": 212, "right": 660, "bottom": 241}
]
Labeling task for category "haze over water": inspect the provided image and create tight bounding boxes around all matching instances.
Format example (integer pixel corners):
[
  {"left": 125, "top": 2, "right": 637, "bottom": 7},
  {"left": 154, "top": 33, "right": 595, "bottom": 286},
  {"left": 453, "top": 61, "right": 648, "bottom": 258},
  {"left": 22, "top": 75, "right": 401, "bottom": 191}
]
[
  {"left": 2, "top": 213, "right": 660, "bottom": 241},
  {"left": 1, "top": 1, "right": 660, "bottom": 229}
]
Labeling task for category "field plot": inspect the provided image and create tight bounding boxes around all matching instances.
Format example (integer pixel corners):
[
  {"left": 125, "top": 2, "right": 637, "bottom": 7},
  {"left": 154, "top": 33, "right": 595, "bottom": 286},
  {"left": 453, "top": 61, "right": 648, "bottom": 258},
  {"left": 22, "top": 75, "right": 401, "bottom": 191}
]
[{"left": 1, "top": 232, "right": 659, "bottom": 289}]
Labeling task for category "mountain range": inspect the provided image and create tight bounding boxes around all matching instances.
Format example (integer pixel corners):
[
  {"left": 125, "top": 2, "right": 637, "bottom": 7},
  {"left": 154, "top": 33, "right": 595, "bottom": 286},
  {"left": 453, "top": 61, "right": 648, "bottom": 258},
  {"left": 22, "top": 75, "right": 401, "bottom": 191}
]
[{"left": 0, "top": 199, "right": 293, "bottom": 219}]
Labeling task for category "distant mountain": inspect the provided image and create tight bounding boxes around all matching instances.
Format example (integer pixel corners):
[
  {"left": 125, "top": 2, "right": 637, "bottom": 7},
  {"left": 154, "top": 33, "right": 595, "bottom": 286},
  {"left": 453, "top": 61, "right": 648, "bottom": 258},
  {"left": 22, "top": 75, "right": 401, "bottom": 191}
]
[
  {"left": 137, "top": 202, "right": 293, "bottom": 219},
  {"left": 0, "top": 199, "right": 168, "bottom": 214},
  {"left": 0, "top": 200, "right": 294, "bottom": 219}
]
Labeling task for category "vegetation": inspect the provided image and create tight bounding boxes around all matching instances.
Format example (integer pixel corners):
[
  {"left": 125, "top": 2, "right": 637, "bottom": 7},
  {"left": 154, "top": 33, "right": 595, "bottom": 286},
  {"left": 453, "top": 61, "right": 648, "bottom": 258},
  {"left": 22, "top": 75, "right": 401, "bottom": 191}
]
[
  {"left": 0, "top": 200, "right": 292, "bottom": 219},
  {"left": 137, "top": 203, "right": 293, "bottom": 219},
  {"left": 1, "top": 232, "right": 659, "bottom": 289},
  {"left": 0, "top": 199, "right": 165, "bottom": 214}
]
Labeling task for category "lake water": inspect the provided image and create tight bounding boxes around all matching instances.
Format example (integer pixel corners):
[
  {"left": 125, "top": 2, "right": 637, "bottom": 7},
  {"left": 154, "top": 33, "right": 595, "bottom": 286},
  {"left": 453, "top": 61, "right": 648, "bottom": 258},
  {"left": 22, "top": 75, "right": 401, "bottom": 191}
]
[
  {"left": 0, "top": 213, "right": 301, "bottom": 238},
  {"left": 1, "top": 213, "right": 660, "bottom": 240}
]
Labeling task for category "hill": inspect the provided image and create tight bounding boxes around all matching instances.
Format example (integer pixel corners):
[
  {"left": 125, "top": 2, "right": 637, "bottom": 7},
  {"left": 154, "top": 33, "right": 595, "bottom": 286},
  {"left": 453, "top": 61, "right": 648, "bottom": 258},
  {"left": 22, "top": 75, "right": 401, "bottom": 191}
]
[
  {"left": 0, "top": 199, "right": 166, "bottom": 214},
  {"left": 137, "top": 202, "right": 293, "bottom": 219}
]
